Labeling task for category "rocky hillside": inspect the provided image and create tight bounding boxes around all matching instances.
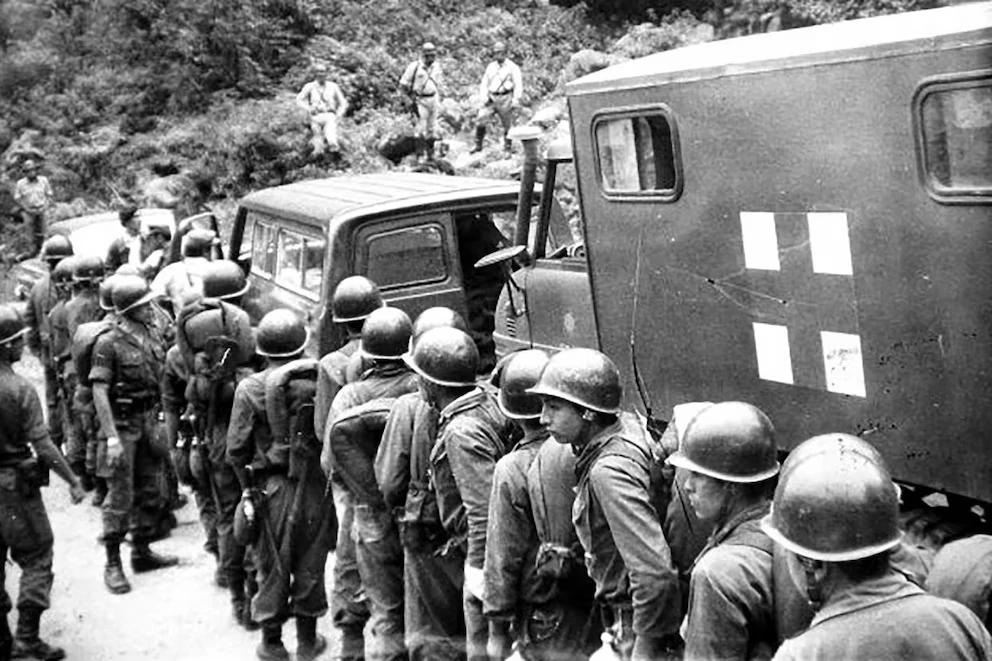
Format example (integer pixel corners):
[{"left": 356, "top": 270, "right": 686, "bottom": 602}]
[{"left": 0, "top": 0, "right": 945, "bottom": 234}]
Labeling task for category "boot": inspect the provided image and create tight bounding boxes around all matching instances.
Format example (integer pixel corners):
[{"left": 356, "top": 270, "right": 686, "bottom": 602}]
[
  {"left": 470, "top": 126, "right": 486, "bottom": 153},
  {"left": 91, "top": 478, "right": 107, "bottom": 507},
  {"left": 103, "top": 543, "right": 131, "bottom": 595},
  {"left": 12, "top": 607, "right": 64, "bottom": 661},
  {"left": 243, "top": 572, "right": 261, "bottom": 631},
  {"left": 130, "top": 540, "right": 179, "bottom": 573},
  {"left": 295, "top": 616, "right": 328, "bottom": 661},
  {"left": 256, "top": 622, "right": 289, "bottom": 661}
]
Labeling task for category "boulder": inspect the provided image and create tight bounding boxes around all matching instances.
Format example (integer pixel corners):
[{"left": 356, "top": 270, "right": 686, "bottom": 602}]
[
  {"left": 559, "top": 49, "right": 624, "bottom": 86},
  {"left": 528, "top": 101, "right": 565, "bottom": 130},
  {"left": 611, "top": 20, "right": 715, "bottom": 59}
]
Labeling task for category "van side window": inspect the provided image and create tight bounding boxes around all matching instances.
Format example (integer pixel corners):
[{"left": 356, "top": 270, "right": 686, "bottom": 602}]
[
  {"left": 275, "top": 227, "right": 324, "bottom": 299},
  {"left": 917, "top": 74, "right": 992, "bottom": 201},
  {"left": 367, "top": 225, "right": 447, "bottom": 288},
  {"left": 251, "top": 217, "right": 276, "bottom": 276},
  {"left": 594, "top": 109, "right": 681, "bottom": 200}
]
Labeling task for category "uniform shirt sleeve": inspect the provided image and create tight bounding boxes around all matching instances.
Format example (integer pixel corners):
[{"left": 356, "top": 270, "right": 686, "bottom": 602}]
[
  {"left": 511, "top": 62, "right": 523, "bottom": 103},
  {"left": 296, "top": 81, "right": 314, "bottom": 110},
  {"left": 445, "top": 416, "right": 503, "bottom": 568},
  {"left": 160, "top": 346, "right": 188, "bottom": 414},
  {"left": 321, "top": 383, "right": 359, "bottom": 476},
  {"left": 20, "top": 381, "right": 49, "bottom": 446},
  {"left": 480, "top": 62, "right": 494, "bottom": 98},
  {"left": 226, "top": 379, "right": 258, "bottom": 469},
  {"left": 333, "top": 84, "right": 347, "bottom": 115},
  {"left": 315, "top": 352, "right": 348, "bottom": 446},
  {"left": 483, "top": 454, "right": 534, "bottom": 620},
  {"left": 683, "top": 545, "right": 774, "bottom": 661},
  {"left": 88, "top": 332, "right": 117, "bottom": 384},
  {"left": 400, "top": 61, "right": 417, "bottom": 90},
  {"left": 375, "top": 396, "right": 415, "bottom": 510},
  {"left": 590, "top": 454, "right": 681, "bottom": 638}
]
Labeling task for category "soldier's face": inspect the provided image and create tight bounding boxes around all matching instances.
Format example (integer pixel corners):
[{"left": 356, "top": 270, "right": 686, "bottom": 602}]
[
  {"left": 539, "top": 397, "right": 585, "bottom": 446},
  {"left": 683, "top": 471, "right": 730, "bottom": 522},
  {"left": 131, "top": 302, "right": 154, "bottom": 325}
]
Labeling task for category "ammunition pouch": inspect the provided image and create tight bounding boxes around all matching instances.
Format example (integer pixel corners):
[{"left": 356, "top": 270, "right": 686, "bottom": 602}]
[{"left": 398, "top": 479, "right": 447, "bottom": 553}]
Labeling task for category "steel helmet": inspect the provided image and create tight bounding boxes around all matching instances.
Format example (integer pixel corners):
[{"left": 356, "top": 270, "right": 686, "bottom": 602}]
[
  {"left": 99, "top": 275, "right": 118, "bottom": 311},
  {"left": 183, "top": 309, "right": 227, "bottom": 351},
  {"left": 112, "top": 275, "right": 157, "bottom": 314},
  {"left": 52, "top": 255, "right": 78, "bottom": 287},
  {"left": 73, "top": 255, "right": 105, "bottom": 282},
  {"left": 202, "top": 260, "right": 249, "bottom": 300},
  {"left": 761, "top": 433, "right": 902, "bottom": 562},
  {"left": 0, "top": 306, "right": 29, "bottom": 346},
  {"left": 666, "top": 401, "right": 779, "bottom": 483},
  {"left": 256, "top": 309, "right": 308, "bottom": 358},
  {"left": 360, "top": 307, "right": 412, "bottom": 360},
  {"left": 404, "top": 327, "right": 478, "bottom": 387},
  {"left": 41, "top": 235, "right": 73, "bottom": 263},
  {"left": 115, "top": 264, "right": 141, "bottom": 277},
  {"left": 332, "top": 276, "right": 384, "bottom": 323},
  {"left": 528, "top": 347, "right": 621, "bottom": 414},
  {"left": 412, "top": 307, "right": 468, "bottom": 346},
  {"left": 496, "top": 349, "right": 550, "bottom": 419},
  {"left": 183, "top": 228, "right": 216, "bottom": 257}
]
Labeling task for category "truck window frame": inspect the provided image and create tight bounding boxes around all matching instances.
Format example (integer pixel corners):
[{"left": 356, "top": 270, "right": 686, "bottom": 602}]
[
  {"left": 913, "top": 69, "right": 992, "bottom": 205},
  {"left": 272, "top": 224, "right": 325, "bottom": 302},
  {"left": 591, "top": 104, "right": 683, "bottom": 203},
  {"left": 356, "top": 218, "right": 452, "bottom": 292}
]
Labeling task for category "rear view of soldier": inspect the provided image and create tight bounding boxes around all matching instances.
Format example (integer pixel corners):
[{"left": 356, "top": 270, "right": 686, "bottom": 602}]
[
  {"left": 227, "top": 309, "right": 335, "bottom": 661},
  {"left": 0, "top": 305, "right": 86, "bottom": 661}
]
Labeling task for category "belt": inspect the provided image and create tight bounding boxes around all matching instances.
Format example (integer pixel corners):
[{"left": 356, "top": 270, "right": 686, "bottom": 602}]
[{"left": 491, "top": 90, "right": 512, "bottom": 96}]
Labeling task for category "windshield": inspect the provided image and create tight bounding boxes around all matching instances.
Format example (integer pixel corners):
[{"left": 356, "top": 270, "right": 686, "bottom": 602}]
[{"left": 69, "top": 220, "right": 126, "bottom": 258}]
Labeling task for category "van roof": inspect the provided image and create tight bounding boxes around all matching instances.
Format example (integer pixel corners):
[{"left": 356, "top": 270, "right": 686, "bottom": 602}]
[
  {"left": 239, "top": 172, "right": 526, "bottom": 227},
  {"left": 568, "top": 3, "right": 992, "bottom": 94}
]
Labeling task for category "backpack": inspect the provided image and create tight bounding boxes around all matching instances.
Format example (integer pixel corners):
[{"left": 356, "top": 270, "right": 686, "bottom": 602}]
[
  {"left": 265, "top": 358, "right": 319, "bottom": 480},
  {"left": 328, "top": 398, "right": 396, "bottom": 507},
  {"left": 71, "top": 319, "right": 115, "bottom": 389}
]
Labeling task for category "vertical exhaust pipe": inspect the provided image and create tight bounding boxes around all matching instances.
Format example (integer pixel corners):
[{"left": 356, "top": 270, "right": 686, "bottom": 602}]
[{"left": 509, "top": 126, "right": 542, "bottom": 259}]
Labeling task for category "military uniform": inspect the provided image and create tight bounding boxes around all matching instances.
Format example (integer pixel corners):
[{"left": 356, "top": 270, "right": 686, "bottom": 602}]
[
  {"left": 227, "top": 369, "right": 335, "bottom": 628},
  {"left": 0, "top": 364, "right": 56, "bottom": 627},
  {"left": 376, "top": 391, "right": 465, "bottom": 661},
  {"left": 429, "top": 387, "right": 513, "bottom": 661},
  {"left": 682, "top": 503, "right": 776, "bottom": 661},
  {"left": 25, "top": 275, "right": 64, "bottom": 449},
  {"left": 89, "top": 319, "right": 168, "bottom": 544},
  {"left": 326, "top": 364, "right": 418, "bottom": 661},
  {"left": 772, "top": 570, "right": 992, "bottom": 661},
  {"left": 485, "top": 432, "right": 599, "bottom": 661},
  {"left": 572, "top": 419, "right": 681, "bottom": 659},
  {"left": 71, "top": 316, "right": 115, "bottom": 499},
  {"left": 59, "top": 288, "right": 103, "bottom": 478}
]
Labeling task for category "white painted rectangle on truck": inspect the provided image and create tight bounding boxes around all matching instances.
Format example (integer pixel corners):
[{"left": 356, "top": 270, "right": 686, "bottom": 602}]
[
  {"left": 753, "top": 322, "right": 794, "bottom": 385},
  {"left": 740, "top": 212, "right": 781, "bottom": 271},
  {"left": 808, "top": 212, "right": 853, "bottom": 276},
  {"left": 821, "top": 330, "right": 866, "bottom": 397}
]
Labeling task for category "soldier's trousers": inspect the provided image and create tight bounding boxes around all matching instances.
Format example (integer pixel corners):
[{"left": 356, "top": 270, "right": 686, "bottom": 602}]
[
  {"left": 354, "top": 504, "right": 405, "bottom": 661},
  {"left": 0, "top": 468, "right": 54, "bottom": 613},
  {"left": 41, "top": 361, "right": 63, "bottom": 448},
  {"left": 251, "top": 468, "right": 335, "bottom": 625},
  {"left": 209, "top": 456, "right": 249, "bottom": 585},
  {"left": 404, "top": 545, "right": 466, "bottom": 661},
  {"left": 102, "top": 411, "right": 166, "bottom": 543},
  {"left": 332, "top": 487, "right": 370, "bottom": 650},
  {"left": 61, "top": 375, "right": 86, "bottom": 468}
]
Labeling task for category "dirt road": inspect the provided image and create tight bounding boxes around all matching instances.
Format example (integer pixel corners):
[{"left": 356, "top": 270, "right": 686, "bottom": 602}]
[{"left": 11, "top": 352, "right": 339, "bottom": 661}]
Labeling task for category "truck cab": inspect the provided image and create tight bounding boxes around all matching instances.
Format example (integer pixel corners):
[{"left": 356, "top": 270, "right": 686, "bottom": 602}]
[{"left": 225, "top": 172, "right": 572, "bottom": 370}]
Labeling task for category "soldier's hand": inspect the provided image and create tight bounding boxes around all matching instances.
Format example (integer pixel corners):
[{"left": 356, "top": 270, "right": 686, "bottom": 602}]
[
  {"left": 69, "top": 482, "right": 86, "bottom": 504},
  {"left": 106, "top": 437, "right": 124, "bottom": 469}
]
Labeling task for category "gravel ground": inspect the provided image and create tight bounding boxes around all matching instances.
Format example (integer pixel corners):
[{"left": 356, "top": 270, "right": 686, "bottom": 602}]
[{"left": 10, "top": 351, "right": 340, "bottom": 661}]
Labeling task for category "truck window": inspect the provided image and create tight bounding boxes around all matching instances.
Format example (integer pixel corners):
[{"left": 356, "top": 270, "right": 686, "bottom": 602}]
[
  {"left": 594, "top": 109, "right": 681, "bottom": 200},
  {"left": 275, "top": 227, "right": 324, "bottom": 300},
  {"left": 917, "top": 73, "right": 992, "bottom": 200},
  {"left": 250, "top": 216, "right": 277, "bottom": 277},
  {"left": 367, "top": 225, "right": 447, "bottom": 289}
]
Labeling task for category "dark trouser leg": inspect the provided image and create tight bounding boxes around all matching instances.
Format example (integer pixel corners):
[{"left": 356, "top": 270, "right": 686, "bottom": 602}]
[
  {"left": 251, "top": 475, "right": 293, "bottom": 626},
  {"left": 331, "top": 486, "right": 369, "bottom": 659},
  {"left": 354, "top": 505, "right": 406, "bottom": 661},
  {"left": 193, "top": 462, "right": 219, "bottom": 557},
  {"left": 130, "top": 415, "right": 167, "bottom": 543},
  {"left": 404, "top": 546, "right": 466, "bottom": 661},
  {"left": 101, "top": 429, "right": 138, "bottom": 545},
  {"left": 41, "top": 362, "right": 63, "bottom": 450}
]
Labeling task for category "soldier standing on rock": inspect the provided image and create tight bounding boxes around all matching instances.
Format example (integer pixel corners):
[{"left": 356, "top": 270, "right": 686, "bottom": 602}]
[
  {"left": 296, "top": 63, "right": 349, "bottom": 159},
  {"left": 471, "top": 42, "right": 522, "bottom": 154},
  {"left": 0, "top": 304, "right": 86, "bottom": 661},
  {"left": 13, "top": 159, "right": 54, "bottom": 257},
  {"left": 400, "top": 42, "right": 445, "bottom": 163}
]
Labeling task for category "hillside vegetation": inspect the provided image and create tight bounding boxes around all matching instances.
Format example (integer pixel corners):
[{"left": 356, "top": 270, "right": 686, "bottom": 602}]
[{"left": 0, "top": 0, "right": 944, "bottom": 225}]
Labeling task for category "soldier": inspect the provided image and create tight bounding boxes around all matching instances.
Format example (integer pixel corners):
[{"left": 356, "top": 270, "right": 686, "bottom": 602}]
[
  {"left": 296, "top": 63, "right": 349, "bottom": 158},
  {"left": 164, "top": 261, "right": 256, "bottom": 620},
  {"left": 763, "top": 433, "right": 992, "bottom": 660},
  {"left": 530, "top": 348, "right": 682, "bottom": 661},
  {"left": 484, "top": 349, "right": 600, "bottom": 661},
  {"left": 12, "top": 159, "right": 54, "bottom": 256},
  {"left": 105, "top": 206, "right": 142, "bottom": 274},
  {"left": 471, "top": 42, "right": 523, "bottom": 154},
  {"left": 90, "top": 275, "right": 178, "bottom": 595},
  {"left": 375, "top": 307, "right": 469, "bottom": 661},
  {"left": 665, "top": 402, "right": 780, "bottom": 661},
  {"left": 400, "top": 42, "right": 445, "bottom": 162},
  {"left": 0, "top": 305, "right": 86, "bottom": 661},
  {"left": 46, "top": 256, "right": 78, "bottom": 461},
  {"left": 315, "top": 275, "right": 383, "bottom": 658},
  {"left": 25, "top": 236, "right": 74, "bottom": 453},
  {"left": 406, "top": 327, "right": 514, "bottom": 661},
  {"left": 227, "top": 309, "right": 335, "bottom": 661},
  {"left": 324, "top": 307, "right": 419, "bottom": 661}
]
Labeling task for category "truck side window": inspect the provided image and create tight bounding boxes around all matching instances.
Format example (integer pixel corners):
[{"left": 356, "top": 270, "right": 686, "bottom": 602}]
[
  {"left": 595, "top": 109, "right": 681, "bottom": 200},
  {"left": 251, "top": 218, "right": 276, "bottom": 277},
  {"left": 367, "top": 225, "right": 447, "bottom": 288},
  {"left": 917, "top": 74, "right": 992, "bottom": 200},
  {"left": 274, "top": 227, "right": 324, "bottom": 300}
]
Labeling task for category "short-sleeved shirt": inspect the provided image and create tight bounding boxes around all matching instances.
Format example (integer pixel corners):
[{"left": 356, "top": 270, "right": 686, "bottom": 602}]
[
  {"left": 401, "top": 60, "right": 443, "bottom": 97},
  {"left": 89, "top": 322, "right": 165, "bottom": 402},
  {"left": 0, "top": 363, "right": 47, "bottom": 466},
  {"left": 297, "top": 81, "right": 346, "bottom": 115},
  {"left": 14, "top": 176, "right": 53, "bottom": 212}
]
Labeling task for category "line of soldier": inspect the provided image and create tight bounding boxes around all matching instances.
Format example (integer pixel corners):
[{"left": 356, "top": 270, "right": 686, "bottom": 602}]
[{"left": 9, "top": 242, "right": 992, "bottom": 661}]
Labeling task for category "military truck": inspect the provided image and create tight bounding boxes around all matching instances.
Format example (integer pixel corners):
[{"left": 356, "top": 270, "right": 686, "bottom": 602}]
[
  {"left": 493, "top": 3, "right": 992, "bottom": 515},
  {"left": 225, "top": 172, "right": 572, "bottom": 369}
]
